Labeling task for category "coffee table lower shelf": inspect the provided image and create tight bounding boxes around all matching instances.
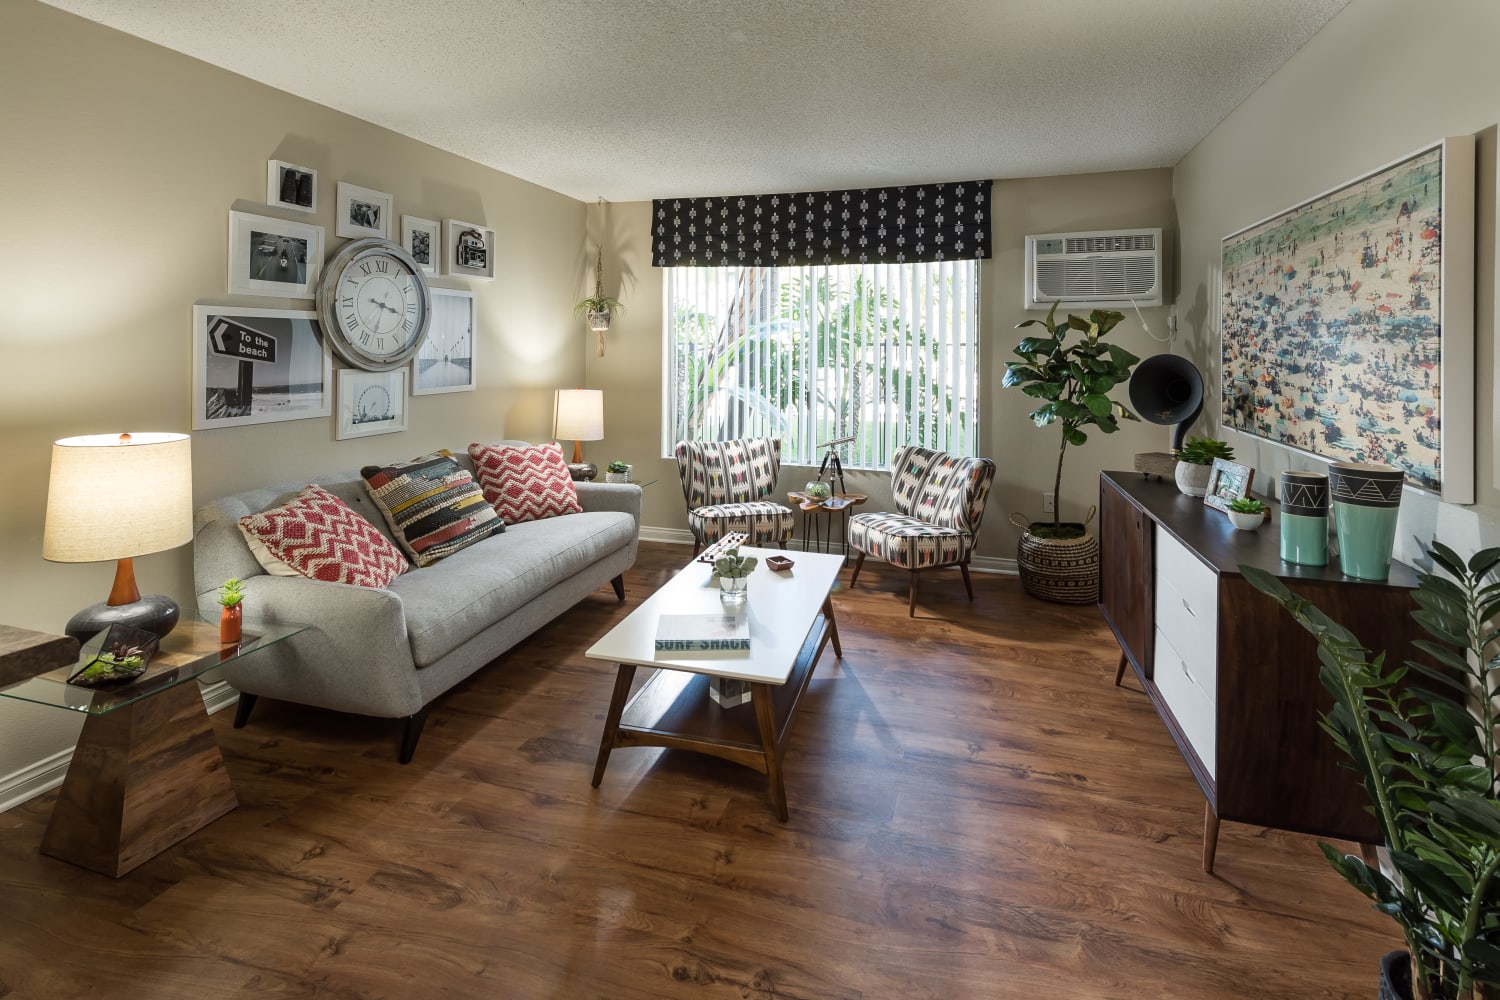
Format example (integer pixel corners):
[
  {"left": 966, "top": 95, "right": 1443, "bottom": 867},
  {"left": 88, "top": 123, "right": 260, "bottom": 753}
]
[{"left": 591, "top": 613, "right": 835, "bottom": 821}]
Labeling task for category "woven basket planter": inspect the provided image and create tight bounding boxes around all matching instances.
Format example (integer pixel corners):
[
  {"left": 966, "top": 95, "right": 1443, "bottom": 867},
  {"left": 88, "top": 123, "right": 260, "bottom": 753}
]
[{"left": 1010, "top": 507, "right": 1100, "bottom": 605}]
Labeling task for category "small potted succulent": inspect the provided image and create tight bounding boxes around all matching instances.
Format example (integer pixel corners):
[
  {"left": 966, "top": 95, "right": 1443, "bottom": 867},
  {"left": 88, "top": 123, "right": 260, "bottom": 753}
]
[
  {"left": 218, "top": 577, "right": 245, "bottom": 644},
  {"left": 68, "top": 623, "right": 157, "bottom": 687},
  {"left": 1226, "top": 496, "right": 1267, "bottom": 530},
  {"left": 1175, "top": 437, "right": 1235, "bottom": 496},
  {"left": 803, "top": 480, "right": 832, "bottom": 503},
  {"left": 605, "top": 460, "right": 632, "bottom": 484},
  {"left": 711, "top": 547, "right": 758, "bottom": 606}
]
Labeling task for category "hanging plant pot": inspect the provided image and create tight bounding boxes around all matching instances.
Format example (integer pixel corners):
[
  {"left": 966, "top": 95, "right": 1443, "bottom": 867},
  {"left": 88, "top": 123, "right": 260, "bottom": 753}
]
[
  {"left": 1377, "top": 951, "right": 1412, "bottom": 1000},
  {"left": 587, "top": 310, "right": 612, "bottom": 333},
  {"left": 1010, "top": 507, "right": 1100, "bottom": 605}
]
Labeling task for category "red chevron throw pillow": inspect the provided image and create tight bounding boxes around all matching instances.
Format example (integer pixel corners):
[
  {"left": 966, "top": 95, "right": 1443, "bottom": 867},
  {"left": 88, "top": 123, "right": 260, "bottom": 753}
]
[
  {"left": 238, "top": 484, "right": 408, "bottom": 587},
  {"left": 468, "top": 441, "right": 582, "bottom": 524}
]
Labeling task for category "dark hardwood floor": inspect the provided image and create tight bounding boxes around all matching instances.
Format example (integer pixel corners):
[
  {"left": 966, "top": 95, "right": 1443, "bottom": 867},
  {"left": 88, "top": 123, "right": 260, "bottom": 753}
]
[{"left": 0, "top": 542, "right": 1397, "bottom": 998}]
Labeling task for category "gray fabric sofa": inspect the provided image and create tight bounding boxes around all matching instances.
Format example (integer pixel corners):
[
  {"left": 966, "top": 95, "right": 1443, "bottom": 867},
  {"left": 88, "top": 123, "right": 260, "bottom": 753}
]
[{"left": 192, "top": 452, "right": 641, "bottom": 761}]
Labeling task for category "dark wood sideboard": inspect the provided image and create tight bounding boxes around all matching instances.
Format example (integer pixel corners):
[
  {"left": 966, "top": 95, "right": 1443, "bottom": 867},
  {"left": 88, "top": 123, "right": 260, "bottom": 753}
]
[{"left": 1098, "top": 471, "right": 1423, "bottom": 871}]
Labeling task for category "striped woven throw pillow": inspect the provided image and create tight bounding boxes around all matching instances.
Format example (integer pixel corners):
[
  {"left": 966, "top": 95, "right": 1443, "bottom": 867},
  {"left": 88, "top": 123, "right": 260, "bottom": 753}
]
[{"left": 360, "top": 453, "right": 505, "bottom": 567}]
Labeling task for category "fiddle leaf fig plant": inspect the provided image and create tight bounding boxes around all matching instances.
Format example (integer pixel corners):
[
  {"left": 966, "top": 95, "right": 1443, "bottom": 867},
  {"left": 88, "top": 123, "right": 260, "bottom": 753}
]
[{"left": 1004, "top": 302, "right": 1140, "bottom": 534}]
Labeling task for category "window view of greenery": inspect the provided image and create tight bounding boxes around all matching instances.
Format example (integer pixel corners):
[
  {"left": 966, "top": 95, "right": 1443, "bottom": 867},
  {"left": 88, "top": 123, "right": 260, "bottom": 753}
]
[{"left": 664, "top": 261, "right": 979, "bottom": 468}]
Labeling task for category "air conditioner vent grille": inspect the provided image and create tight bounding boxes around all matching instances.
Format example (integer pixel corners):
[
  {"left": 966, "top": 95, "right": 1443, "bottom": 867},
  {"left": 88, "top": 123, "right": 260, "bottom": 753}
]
[
  {"left": 1063, "top": 233, "right": 1157, "bottom": 254},
  {"left": 1024, "top": 227, "right": 1164, "bottom": 309},
  {"left": 1035, "top": 257, "right": 1158, "bottom": 300}
]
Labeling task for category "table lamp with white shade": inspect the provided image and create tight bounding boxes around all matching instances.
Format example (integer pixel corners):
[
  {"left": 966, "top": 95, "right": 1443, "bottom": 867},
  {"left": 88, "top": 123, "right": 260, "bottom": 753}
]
[
  {"left": 43, "top": 432, "right": 194, "bottom": 642},
  {"left": 554, "top": 388, "right": 603, "bottom": 481}
]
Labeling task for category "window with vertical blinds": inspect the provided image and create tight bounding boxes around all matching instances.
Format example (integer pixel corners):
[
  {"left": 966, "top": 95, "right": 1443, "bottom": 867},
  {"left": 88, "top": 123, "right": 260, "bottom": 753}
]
[{"left": 663, "top": 260, "right": 979, "bottom": 469}]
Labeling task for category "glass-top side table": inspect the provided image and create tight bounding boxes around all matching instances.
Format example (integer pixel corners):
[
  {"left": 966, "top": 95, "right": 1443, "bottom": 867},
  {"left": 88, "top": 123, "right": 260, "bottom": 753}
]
[{"left": 2, "top": 612, "right": 309, "bottom": 877}]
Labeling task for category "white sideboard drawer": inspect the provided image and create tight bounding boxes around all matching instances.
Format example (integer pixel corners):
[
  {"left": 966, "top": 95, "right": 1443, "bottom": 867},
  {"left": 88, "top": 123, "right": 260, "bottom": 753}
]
[
  {"left": 1153, "top": 627, "right": 1216, "bottom": 778},
  {"left": 1154, "top": 532, "right": 1218, "bottom": 700}
]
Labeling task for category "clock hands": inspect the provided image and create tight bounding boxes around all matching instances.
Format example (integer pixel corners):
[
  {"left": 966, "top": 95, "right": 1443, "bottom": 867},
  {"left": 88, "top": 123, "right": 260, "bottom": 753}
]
[{"left": 368, "top": 296, "right": 399, "bottom": 315}]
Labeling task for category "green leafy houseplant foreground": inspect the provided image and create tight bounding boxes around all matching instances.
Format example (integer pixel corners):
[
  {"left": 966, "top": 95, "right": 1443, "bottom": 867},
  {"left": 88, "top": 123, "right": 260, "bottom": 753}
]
[
  {"left": 1003, "top": 302, "right": 1139, "bottom": 536},
  {"left": 1242, "top": 543, "right": 1500, "bottom": 1000}
]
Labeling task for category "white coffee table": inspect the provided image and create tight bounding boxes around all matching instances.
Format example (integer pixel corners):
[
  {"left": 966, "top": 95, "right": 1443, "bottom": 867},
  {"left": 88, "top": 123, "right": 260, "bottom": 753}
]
[{"left": 586, "top": 547, "right": 844, "bottom": 820}]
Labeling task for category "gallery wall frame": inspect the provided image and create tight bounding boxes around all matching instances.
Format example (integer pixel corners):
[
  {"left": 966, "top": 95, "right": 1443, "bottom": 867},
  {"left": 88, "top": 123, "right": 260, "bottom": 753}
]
[
  {"left": 267, "top": 159, "right": 316, "bottom": 214},
  {"left": 1219, "top": 135, "right": 1474, "bottom": 503},
  {"left": 337, "top": 368, "right": 408, "bottom": 439},
  {"left": 445, "top": 218, "right": 495, "bottom": 280},
  {"left": 412, "top": 287, "right": 476, "bottom": 395},
  {"left": 228, "top": 211, "right": 324, "bottom": 299},
  {"left": 402, "top": 215, "right": 440, "bottom": 277},
  {"left": 192, "top": 305, "right": 332, "bottom": 430},
  {"left": 337, "top": 182, "right": 393, "bottom": 240}
]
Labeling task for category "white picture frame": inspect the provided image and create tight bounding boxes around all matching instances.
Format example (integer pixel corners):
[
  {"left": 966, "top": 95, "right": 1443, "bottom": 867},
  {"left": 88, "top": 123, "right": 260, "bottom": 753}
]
[
  {"left": 192, "top": 305, "right": 332, "bottom": 430},
  {"left": 337, "top": 182, "right": 392, "bottom": 240},
  {"left": 413, "top": 288, "right": 476, "bottom": 395},
  {"left": 266, "top": 159, "right": 316, "bottom": 214},
  {"left": 444, "top": 218, "right": 495, "bottom": 280},
  {"left": 337, "top": 368, "right": 408, "bottom": 439},
  {"left": 401, "top": 215, "right": 441, "bottom": 277},
  {"left": 228, "top": 211, "right": 324, "bottom": 298}
]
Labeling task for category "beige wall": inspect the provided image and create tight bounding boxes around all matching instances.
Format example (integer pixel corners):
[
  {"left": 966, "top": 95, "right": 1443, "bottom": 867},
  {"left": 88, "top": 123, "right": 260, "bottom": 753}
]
[
  {"left": 588, "top": 169, "right": 1177, "bottom": 558},
  {"left": 1173, "top": 0, "right": 1500, "bottom": 559},
  {"left": 0, "top": 3, "right": 585, "bottom": 777}
]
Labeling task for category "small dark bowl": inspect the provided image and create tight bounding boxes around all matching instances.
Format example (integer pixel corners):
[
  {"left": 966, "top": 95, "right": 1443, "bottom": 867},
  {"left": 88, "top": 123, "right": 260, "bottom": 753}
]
[{"left": 766, "top": 556, "right": 795, "bottom": 572}]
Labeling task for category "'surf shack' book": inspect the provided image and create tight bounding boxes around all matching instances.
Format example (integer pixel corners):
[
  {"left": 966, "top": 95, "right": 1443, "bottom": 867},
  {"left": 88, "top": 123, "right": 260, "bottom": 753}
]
[{"left": 654, "top": 613, "right": 751, "bottom": 652}]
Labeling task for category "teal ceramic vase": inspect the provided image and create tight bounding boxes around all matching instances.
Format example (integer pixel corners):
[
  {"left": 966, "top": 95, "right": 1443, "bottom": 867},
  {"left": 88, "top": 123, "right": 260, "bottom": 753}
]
[
  {"left": 1279, "top": 470, "right": 1329, "bottom": 567},
  {"left": 1328, "top": 462, "right": 1404, "bottom": 581}
]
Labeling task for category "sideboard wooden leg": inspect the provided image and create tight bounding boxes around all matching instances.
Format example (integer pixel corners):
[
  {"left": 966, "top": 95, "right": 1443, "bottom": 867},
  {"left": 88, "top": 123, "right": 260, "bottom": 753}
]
[
  {"left": 1114, "top": 651, "right": 1129, "bottom": 686},
  {"left": 1202, "top": 803, "right": 1220, "bottom": 874}
]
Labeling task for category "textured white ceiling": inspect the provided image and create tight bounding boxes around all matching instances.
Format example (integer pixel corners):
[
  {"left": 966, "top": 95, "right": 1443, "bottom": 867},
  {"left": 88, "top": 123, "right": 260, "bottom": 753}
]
[{"left": 43, "top": 0, "right": 1348, "bottom": 202}]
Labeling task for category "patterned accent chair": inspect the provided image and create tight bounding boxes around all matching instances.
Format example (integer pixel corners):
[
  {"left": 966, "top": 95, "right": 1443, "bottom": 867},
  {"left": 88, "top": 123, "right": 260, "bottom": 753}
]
[
  {"left": 848, "top": 445, "right": 996, "bottom": 616},
  {"left": 673, "top": 438, "right": 795, "bottom": 556}
]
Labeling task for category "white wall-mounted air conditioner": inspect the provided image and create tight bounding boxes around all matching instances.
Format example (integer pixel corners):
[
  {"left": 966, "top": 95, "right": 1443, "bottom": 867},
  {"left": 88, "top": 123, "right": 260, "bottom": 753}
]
[{"left": 1024, "top": 227, "right": 1163, "bottom": 309}]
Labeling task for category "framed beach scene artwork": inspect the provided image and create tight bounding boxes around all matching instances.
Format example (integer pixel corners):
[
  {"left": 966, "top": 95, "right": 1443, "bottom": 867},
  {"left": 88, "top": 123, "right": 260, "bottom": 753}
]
[
  {"left": 1219, "top": 136, "right": 1474, "bottom": 502},
  {"left": 192, "top": 306, "right": 332, "bottom": 430}
]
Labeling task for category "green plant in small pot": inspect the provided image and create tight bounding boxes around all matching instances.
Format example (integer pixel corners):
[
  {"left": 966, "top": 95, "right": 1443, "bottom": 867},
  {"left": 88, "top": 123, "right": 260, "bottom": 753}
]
[
  {"left": 1243, "top": 543, "right": 1500, "bottom": 1000},
  {"left": 605, "top": 460, "right": 632, "bottom": 484},
  {"left": 1226, "top": 495, "right": 1267, "bottom": 531},
  {"left": 711, "top": 547, "right": 757, "bottom": 607},
  {"left": 1174, "top": 436, "right": 1235, "bottom": 497},
  {"left": 218, "top": 577, "right": 245, "bottom": 644},
  {"left": 1003, "top": 302, "right": 1139, "bottom": 603}
]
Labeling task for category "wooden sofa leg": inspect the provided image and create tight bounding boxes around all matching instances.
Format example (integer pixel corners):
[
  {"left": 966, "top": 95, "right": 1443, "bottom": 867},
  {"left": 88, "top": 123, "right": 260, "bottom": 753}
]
[
  {"left": 233, "top": 692, "right": 258, "bottom": 729},
  {"left": 908, "top": 571, "right": 920, "bottom": 616},
  {"left": 849, "top": 551, "right": 866, "bottom": 587},
  {"left": 399, "top": 709, "right": 430, "bottom": 765},
  {"left": 960, "top": 561, "right": 974, "bottom": 601},
  {"left": 610, "top": 574, "right": 625, "bottom": 601}
]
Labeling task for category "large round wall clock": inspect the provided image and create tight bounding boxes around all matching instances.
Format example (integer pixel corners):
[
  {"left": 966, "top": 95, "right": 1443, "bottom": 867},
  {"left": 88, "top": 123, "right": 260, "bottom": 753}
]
[{"left": 317, "top": 237, "right": 432, "bottom": 371}]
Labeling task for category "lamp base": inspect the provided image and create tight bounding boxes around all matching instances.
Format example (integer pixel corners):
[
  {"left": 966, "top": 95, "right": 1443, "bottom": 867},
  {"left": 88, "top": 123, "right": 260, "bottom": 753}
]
[
  {"left": 566, "top": 461, "right": 598, "bottom": 482},
  {"left": 65, "top": 595, "right": 180, "bottom": 644}
]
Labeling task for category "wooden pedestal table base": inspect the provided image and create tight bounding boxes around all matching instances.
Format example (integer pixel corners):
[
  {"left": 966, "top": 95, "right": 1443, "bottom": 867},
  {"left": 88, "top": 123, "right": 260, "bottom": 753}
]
[{"left": 41, "top": 678, "right": 237, "bottom": 877}]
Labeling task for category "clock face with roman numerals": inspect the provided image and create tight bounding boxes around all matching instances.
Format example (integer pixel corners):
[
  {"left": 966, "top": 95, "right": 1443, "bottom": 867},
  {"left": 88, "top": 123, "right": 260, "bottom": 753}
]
[{"left": 316, "top": 238, "right": 432, "bottom": 371}]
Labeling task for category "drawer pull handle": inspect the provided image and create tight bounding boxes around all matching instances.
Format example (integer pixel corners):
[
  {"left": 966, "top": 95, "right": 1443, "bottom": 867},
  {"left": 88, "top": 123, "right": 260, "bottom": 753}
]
[{"left": 1182, "top": 597, "right": 1195, "bottom": 616}]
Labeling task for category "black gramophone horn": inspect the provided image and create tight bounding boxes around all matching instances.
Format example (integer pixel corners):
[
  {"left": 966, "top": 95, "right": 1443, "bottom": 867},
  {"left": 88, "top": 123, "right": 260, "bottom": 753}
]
[{"left": 1128, "top": 354, "right": 1204, "bottom": 453}]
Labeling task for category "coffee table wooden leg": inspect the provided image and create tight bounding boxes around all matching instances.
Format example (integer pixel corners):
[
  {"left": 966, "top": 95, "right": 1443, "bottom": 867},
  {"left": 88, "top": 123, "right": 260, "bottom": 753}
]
[
  {"left": 822, "top": 596, "right": 842, "bottom": 659},
  {"left": 592, "top": 662, "right": 637, "bottom": 787},
  {"left": 751, "top": 682, "right": 789, "bottom": 821}
]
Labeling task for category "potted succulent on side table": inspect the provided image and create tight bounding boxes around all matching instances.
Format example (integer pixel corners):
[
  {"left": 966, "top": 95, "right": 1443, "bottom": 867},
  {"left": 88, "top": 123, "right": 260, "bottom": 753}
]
[
  {"left": 711, "top": 547, "right": 757, "bottom": 607},
  {"left": 1003, "top": 301, "right": 1139, "bottom": 604},
  {"left": 1174, "top": 436, "right": 1234, "bottom": 496},
  {"left": 1242, "top": 543, "right": 1500, "bottom": 1000},
  {"left": 605, "top": 460, "right": 632, "bottom": 484},
  {"left": 218, "top": 577, "right": 244, "bottom": 644},
  {"left": 1226, "top": 496, "right": 1268, "bottom": 530}
]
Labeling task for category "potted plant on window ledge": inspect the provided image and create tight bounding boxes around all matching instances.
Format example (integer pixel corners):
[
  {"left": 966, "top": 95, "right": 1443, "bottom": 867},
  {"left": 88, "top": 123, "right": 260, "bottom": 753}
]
[{"left": 1003, "top": 302, "right": 1139, "bottom": 604}]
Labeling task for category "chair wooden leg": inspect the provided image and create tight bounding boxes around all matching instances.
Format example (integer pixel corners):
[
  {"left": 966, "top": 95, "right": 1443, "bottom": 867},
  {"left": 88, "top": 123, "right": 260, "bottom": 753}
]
[
  {"left": 908, "top": 571, "right": 920, "bottom": 616},
  {"left": 692, "top": 540, "right": 701, "bottom": 557},
  {"left": 959, "top": 561, "right": 974, "bottom": 601},
  {"left": 849, "top": 551, "right": 866, "bottom": 588},
  {"left": 1114, "top": 651, "right": 1129, "bottom": 686}
]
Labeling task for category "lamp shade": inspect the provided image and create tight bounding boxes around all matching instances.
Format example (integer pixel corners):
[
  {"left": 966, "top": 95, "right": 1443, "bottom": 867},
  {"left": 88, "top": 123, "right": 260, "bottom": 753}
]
[
  {"left": 553, "top": 389, "right": 604, "bottom": 442},
  {"left": 43, "top": 432, "right": 194, "bottom": 564}
]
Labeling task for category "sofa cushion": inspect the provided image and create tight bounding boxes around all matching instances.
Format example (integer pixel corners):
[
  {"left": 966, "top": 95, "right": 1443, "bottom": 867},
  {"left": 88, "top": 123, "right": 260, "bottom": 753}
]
[
  {"left": 468, "top": 441, "right": 582, "bottom": 524},
  {"left": 360, "top": 453, "right": 504, "bottom": 567},
  {"left": 237, "top": 484, "right": 408, "bottom": 587},
  {"left": 390, "top": 510, "right": 635, "bottom": 666}
]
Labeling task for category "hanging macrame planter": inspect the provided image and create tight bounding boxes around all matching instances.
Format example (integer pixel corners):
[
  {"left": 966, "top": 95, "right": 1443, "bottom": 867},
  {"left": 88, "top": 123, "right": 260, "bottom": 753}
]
[{"left": 575, "top": 206, "right": 624, "bottom": 356}]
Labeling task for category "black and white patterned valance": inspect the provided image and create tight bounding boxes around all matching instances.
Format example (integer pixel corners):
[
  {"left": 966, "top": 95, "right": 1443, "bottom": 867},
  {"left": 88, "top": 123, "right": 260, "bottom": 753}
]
[{"left": 652, "top": 180, "right": 991, "bottom": 268}]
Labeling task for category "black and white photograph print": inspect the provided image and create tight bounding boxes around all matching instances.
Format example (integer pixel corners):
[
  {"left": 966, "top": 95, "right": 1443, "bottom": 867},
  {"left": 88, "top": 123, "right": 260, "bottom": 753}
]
[
  {"left": 402, "top": 215, "right": 440, "bottom": 276},
  {"left": 192, "top": 305, "right": 332, "bottom": 430},
  {"left": 266, "top": 159, "right": 316, "bottom": 213},
  {"left": 337, "top": 368, "right": 408, "bottom": 439},
  {"left": 228, "top": 211, "right": 323, "bottom": 298},
  {"left": 336, "top": 182, "right": 392, "bottom": 239},
  {"left": 413, "top": 287, "right": 476, "bottom": 395},
  {"left": 444, "top": 217, "right": 496, "bottom": 280}
]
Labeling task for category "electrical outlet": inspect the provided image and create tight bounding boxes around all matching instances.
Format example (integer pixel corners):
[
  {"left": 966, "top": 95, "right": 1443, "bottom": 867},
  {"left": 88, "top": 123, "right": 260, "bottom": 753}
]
[{"left": 1043, "top": 492, "right": 1055, "bottom": 514}]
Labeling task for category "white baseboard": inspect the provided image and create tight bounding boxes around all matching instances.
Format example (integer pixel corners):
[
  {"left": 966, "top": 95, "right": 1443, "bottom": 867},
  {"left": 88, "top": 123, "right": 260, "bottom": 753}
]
[
  {"left": 639, "top": 526, "right": 695, "bottom": 545},
  {"left": 0, "top": 681, "right": 240, "bottom": 813}
]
